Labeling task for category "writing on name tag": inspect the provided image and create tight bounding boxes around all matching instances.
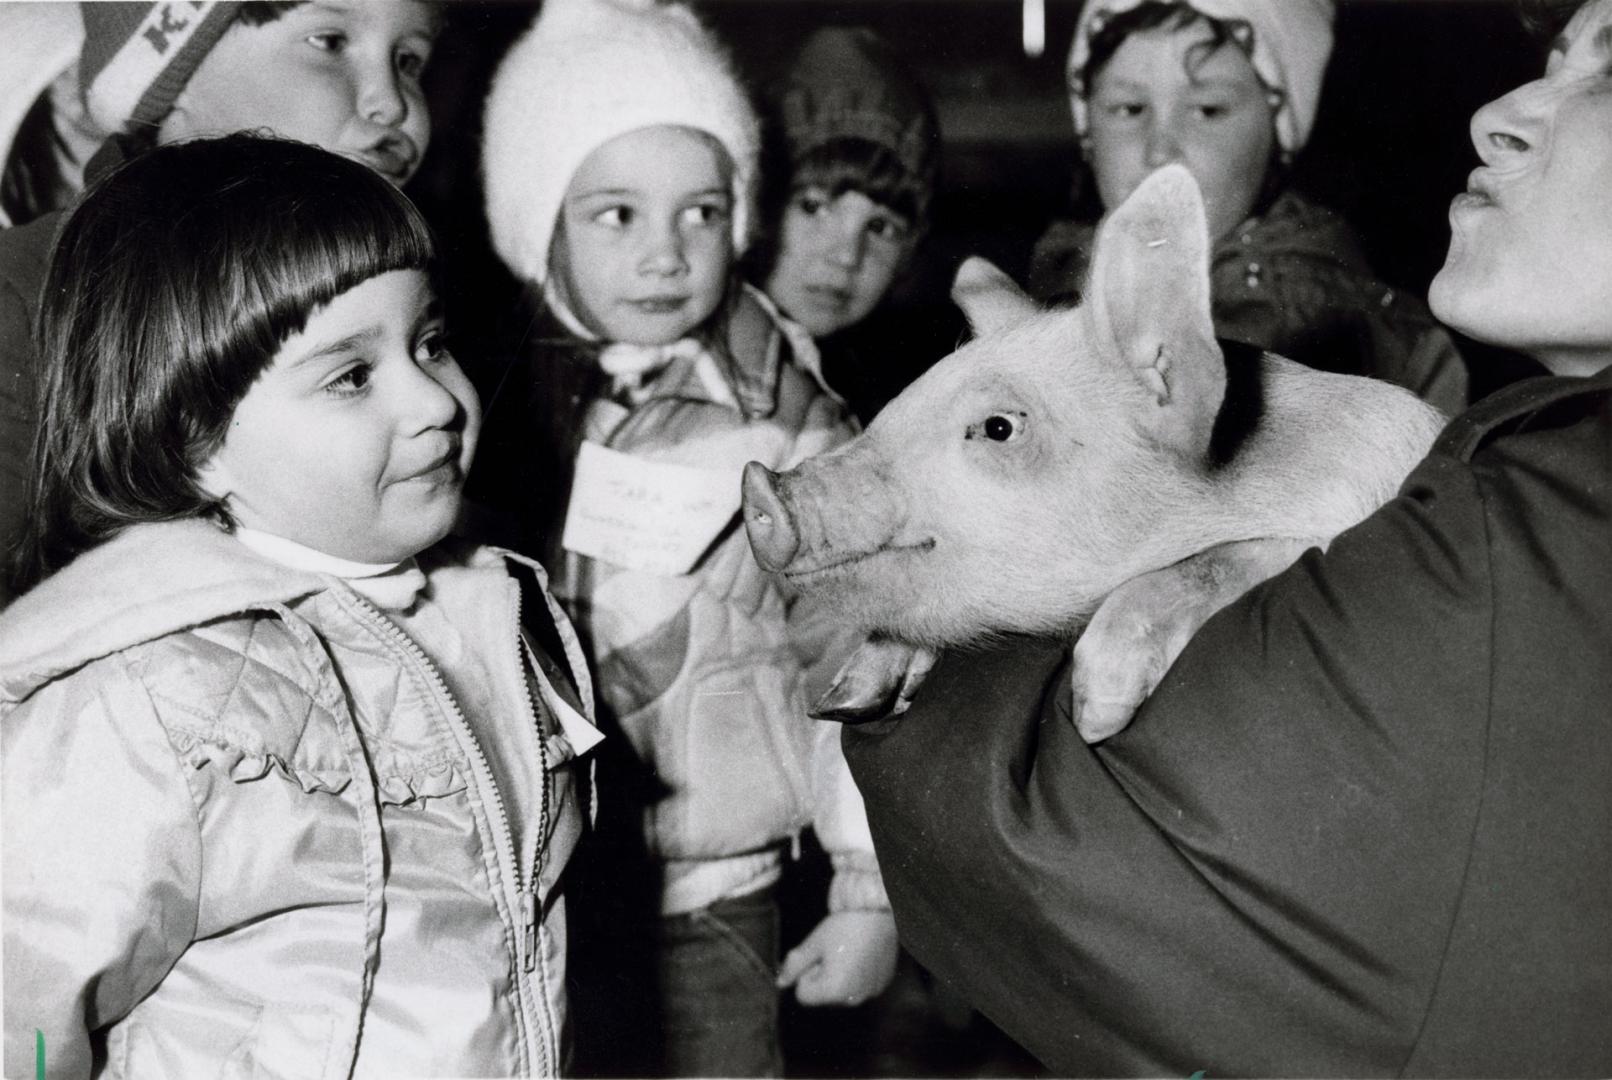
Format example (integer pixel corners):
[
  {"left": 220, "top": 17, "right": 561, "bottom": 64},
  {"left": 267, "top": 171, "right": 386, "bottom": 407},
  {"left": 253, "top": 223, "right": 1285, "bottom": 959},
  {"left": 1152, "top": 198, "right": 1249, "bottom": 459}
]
[{"left": 561, "top": 441, "right": 741, "bottom": 575}]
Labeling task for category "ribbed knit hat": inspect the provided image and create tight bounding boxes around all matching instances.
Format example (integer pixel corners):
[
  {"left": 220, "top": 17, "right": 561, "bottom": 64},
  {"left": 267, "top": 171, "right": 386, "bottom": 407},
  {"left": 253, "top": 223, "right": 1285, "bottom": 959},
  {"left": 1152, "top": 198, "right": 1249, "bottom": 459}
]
[
  {"left": 1068, "top": 0, "right": 1334, "bottom": 156},
  {"left": 482, "top": 0, "right": 759, "bottom": 288},
  {"left": 774, "top": 27, "right": 939, "bottom": 217},
  {"left": 78, "top": 2, "right": 242, "bottom": 137}
]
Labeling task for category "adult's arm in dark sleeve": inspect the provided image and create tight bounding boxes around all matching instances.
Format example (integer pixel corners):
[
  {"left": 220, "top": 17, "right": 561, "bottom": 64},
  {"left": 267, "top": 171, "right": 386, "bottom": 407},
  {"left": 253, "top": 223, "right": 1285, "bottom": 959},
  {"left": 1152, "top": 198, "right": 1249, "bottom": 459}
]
[{"left": 844, "top": 444, "right": 1522, "bottom": 1076}]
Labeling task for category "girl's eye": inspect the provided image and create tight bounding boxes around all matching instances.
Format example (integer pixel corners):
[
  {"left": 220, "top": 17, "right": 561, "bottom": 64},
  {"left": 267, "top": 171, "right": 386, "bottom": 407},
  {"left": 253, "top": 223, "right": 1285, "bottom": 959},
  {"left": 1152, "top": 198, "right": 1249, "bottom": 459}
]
[
  {"left": 682, "top": 202, "right": 729, "bottom": 227},
  {"left": 966, "top": 412, "right": 1025, "bottom": 442},
  {"left": 415, "top": 330, "right": 451, "bottom": 363},
  {"left": 306, "top": 31, "right": 347, "bottom": 54},
  {"left": 792, "top": 191, "right": 828, "bottom": 216},
  {"left": 1195, "top": 103, "right": 1229, "bottom": 120},
  {"left": 594, "top": 206, "right": 633, "bottom": 228},
  {"left": 1104, "top": 102, "right": 1146, "bottom": 119},
  {"left": 866, "top": 214, "right": 911, "bottom": 243},
  {"left": 396, "top": 47, "right": 428, "bottom": 80},
  {"left": 324, "top": 362, "right": 372, "bottom": 397}
]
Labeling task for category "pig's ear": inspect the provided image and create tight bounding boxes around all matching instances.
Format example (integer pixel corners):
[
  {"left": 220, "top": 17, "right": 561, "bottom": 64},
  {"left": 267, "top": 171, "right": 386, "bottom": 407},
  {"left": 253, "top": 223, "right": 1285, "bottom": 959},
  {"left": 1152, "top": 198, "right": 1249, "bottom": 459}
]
[
  {"left": 1085, "top": 164, "right": 1225, "bottom": 456},
  {"left": 952, "top": 256, "right": 1038, "bottom": 337}
]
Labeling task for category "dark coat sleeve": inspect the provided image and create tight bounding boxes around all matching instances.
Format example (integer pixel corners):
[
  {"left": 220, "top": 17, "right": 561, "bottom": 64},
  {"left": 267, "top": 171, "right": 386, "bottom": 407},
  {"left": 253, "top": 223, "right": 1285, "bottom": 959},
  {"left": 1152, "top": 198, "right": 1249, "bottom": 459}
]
[{"left": 843, "top": 378, "right": 1612, "bottom": 1078}]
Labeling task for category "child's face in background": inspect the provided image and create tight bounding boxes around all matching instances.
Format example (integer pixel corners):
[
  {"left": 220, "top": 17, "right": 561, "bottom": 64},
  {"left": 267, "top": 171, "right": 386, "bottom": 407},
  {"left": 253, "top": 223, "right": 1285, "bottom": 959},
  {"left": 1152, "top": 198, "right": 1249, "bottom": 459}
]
[
  {"left": 1431, "top": 0, "right": 1612, "bottom": 377},
  {"left": 158, "top": 1, "right": 436, "bottom": 185},
  {"left": 1086, "top": 20, "right": 1276, "bottom": 244},
  {"left": 765, "top": 188, "right": 914, "bottom": 338},
  {"left": 199, "top": 269, "right": 480, "bottom": 564},
  {"left": 550, "top": 126, "right": 735, "bottom": 345}
]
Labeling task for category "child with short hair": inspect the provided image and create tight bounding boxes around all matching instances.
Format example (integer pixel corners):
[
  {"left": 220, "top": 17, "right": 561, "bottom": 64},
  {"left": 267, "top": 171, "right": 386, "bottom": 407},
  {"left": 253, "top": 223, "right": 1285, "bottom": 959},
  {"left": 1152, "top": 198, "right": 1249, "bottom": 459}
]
[
  {"left": 475, "top": 1, "right": 897, "bottom": 1075},
  {"left": 1, "top": 0, "right": 442, "bottom": 607},
  {"left": 1028, "top": 0, "right": 1470, "bottom": 415},
  {"left": 1, "top": 133, "right": 599, "bottom": 1079},
  {"left": 753, "top": 26, "right": 949, "bottom": 423}
]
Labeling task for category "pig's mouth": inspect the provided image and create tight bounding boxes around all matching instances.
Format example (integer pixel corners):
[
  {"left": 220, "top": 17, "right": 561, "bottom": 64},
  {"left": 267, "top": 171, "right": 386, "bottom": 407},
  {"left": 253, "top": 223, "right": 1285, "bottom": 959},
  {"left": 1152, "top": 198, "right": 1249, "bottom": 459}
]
[{"left": 782, "top": 538, "right": 937, "bottom": 585}]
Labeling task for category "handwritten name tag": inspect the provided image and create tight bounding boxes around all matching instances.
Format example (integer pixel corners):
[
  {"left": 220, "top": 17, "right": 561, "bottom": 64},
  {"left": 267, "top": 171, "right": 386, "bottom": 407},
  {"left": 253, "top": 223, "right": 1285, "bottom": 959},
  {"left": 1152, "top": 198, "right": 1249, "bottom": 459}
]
[{"left": 562, "top": 441, "right": 741, "bottom": 575}]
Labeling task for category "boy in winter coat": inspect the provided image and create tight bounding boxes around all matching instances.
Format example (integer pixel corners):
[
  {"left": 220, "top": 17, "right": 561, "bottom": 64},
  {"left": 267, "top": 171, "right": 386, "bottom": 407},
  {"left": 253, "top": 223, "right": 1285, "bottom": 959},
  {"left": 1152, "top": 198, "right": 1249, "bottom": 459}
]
[{"left": 1027, "top": 0, "right": 1470, "bottom": 415}]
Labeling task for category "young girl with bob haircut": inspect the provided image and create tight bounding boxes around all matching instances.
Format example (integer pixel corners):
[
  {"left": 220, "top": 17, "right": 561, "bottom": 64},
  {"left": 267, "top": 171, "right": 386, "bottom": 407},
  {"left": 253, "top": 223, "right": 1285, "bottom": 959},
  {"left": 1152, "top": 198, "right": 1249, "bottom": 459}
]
[{"left": 1, "top": 133, "right": 601, "bottom": 1080}]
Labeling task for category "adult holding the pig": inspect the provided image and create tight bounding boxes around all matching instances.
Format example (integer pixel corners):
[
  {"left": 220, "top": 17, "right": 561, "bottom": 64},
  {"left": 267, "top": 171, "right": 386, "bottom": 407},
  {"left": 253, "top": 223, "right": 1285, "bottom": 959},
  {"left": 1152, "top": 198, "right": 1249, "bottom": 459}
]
[
  {"left": 840, "top": 0, "right": 1612, "bottom": 1075},
  {"left": 1030, "top": 0, "right": 1470, "bottom": 415}
]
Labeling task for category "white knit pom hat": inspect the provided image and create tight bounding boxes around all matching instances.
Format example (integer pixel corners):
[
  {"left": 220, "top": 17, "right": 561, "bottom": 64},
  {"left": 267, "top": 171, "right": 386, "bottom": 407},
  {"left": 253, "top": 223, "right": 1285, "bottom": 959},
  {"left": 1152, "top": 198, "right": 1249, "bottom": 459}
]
[{"left": 482, "top": 0, "right": 760, "bottom": 287}]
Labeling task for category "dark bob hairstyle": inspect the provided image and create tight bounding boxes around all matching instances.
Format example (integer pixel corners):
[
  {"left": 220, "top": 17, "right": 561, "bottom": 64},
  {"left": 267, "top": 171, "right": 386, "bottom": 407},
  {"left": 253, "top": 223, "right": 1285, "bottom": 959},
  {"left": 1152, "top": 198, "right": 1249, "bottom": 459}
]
[{"left": 15, "top": 133, "right": 436, "bottom": 590}]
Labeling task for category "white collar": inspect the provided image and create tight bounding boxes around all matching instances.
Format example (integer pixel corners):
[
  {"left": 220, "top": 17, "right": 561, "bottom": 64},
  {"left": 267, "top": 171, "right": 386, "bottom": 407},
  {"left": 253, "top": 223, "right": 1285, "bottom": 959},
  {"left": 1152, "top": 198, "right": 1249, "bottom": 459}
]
[{"left": 232, "top": 527, "right": 427, "bottom": 611}]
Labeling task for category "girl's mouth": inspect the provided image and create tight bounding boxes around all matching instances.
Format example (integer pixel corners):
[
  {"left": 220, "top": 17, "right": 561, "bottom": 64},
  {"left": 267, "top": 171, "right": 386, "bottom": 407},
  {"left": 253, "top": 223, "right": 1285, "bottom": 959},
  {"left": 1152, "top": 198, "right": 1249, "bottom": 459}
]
[{"left": 631, "top": 296, "right": 690, "bottom": 314}]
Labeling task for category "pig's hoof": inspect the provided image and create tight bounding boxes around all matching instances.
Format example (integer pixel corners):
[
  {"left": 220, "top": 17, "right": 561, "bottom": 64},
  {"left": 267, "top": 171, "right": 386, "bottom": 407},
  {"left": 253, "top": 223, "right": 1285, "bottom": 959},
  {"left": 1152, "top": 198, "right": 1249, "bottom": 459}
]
[
  {"left": 1071, "top": 695, "right": 1143, "bottom": 743},
  {"left": 810, "top": 678, "right": 902, "bottom": 724}
]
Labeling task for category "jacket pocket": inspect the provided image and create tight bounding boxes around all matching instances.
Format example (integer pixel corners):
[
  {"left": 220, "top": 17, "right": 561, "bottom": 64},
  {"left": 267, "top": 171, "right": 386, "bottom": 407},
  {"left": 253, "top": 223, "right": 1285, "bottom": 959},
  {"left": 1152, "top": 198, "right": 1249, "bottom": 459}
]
[{"left": 668, "top": 656, "right": 810, "bottom": 858}]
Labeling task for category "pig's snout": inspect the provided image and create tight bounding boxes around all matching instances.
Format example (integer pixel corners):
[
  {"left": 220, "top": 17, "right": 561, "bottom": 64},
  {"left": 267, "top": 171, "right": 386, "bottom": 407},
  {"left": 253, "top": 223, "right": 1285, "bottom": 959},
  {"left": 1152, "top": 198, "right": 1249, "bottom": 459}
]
[{"left": 742, "top": 462, "right": 800, "bottom": 572}]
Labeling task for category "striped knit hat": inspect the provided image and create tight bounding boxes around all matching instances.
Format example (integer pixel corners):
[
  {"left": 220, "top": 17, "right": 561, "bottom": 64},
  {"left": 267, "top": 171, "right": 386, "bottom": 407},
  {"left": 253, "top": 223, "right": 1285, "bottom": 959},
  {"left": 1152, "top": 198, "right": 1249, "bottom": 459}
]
[{"left": 79, "top": 2, "right": 243, "bottom": 137}]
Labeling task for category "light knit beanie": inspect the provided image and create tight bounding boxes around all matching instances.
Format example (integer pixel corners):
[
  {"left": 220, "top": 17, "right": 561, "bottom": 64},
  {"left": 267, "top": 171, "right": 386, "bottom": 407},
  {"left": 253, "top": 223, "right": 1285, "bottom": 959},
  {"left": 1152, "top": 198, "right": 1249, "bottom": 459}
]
[
  {"left": 482, "top": 0, "right": 760, "bottom": 288},
  {"left": 774, "top": 27, "right": 939, "bottom": 220},
  {"left": 1067, "top": 0, "right": 1334, "bottom": 157},
  {"left": 78, "top": 2, "right": 243, "bottom": 137}
]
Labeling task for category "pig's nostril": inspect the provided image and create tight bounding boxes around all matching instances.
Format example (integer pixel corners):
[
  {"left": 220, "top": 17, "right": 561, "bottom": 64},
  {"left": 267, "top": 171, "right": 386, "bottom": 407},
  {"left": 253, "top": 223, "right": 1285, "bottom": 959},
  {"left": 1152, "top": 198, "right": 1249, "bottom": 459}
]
[{"left": 742, "top": 461, "right": 800, "bottom": 571}]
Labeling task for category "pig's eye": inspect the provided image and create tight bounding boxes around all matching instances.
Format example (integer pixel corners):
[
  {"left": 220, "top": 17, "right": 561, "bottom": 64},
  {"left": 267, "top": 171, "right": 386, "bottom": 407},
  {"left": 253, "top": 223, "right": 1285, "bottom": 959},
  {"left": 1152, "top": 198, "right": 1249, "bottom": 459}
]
[{"left": 967, "top": 413, "right": 1026, "bottom": 442}]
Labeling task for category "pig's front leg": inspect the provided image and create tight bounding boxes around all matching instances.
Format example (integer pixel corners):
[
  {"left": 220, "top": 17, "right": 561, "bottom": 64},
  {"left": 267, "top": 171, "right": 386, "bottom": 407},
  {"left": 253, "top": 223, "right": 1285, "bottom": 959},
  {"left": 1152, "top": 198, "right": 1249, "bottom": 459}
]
[
  {"left": 812, "top": 636, "right": 939, "bottom": 722},
  {"left": 1071, "top": 537, "right": 1319, "bottom": 743}
]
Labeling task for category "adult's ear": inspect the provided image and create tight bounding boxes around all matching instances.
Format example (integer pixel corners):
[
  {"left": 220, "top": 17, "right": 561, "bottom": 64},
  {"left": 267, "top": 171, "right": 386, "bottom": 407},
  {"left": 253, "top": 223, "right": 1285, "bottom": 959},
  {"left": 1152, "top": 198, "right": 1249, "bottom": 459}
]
[
  {"left": 1084, "top": 164, "right": 1225, "bottom": 457},
  {"left": 951, "top": 256, "right": 1039, "bottom": 338}
]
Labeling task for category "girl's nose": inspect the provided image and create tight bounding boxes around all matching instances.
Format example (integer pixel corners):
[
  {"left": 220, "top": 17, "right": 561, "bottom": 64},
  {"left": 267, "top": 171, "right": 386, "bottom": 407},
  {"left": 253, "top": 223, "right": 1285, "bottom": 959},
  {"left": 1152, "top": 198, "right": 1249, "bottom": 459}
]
[
  {"left": 1143, "top": 120, "right": 1182, "bottom": 168},
  {"left": 1469, "top": 80, "right": 1545, "bottom": 169},
  {"left": 641, "top": 225, "right": 688, "bottom": 276},
  {"left": 826, "top": 217, "right": 867, "bottom": 270},
  {"left": 358, "top": 64, "right": 409, "bottom": 128},
  {"left": 400, "top": 359, "right": 463, "bottom": 432}
]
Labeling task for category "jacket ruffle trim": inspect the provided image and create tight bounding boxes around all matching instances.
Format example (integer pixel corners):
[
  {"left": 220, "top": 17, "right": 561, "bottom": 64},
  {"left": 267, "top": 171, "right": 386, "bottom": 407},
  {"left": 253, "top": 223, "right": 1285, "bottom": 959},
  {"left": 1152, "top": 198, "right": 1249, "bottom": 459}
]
[{"left": 166, "top": 727, "right": 471, "bottom": 807}]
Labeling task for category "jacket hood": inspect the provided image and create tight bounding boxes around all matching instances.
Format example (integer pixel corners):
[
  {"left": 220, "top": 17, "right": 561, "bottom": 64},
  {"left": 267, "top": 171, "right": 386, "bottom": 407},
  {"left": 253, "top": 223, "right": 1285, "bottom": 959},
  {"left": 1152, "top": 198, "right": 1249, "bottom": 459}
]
[{"left": 0, "top": 520, "right": 332, "bottom": 704}]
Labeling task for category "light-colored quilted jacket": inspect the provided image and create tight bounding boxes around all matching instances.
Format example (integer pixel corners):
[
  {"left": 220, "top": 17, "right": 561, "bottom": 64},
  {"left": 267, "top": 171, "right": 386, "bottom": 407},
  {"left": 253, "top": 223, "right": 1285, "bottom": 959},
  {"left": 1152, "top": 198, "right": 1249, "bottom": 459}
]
[
  {"left": 551, "top": 287, "right": 886, "bottom": 912},
  {"left": 0, "top": 520, "right": 596, "bottom": 1079}
]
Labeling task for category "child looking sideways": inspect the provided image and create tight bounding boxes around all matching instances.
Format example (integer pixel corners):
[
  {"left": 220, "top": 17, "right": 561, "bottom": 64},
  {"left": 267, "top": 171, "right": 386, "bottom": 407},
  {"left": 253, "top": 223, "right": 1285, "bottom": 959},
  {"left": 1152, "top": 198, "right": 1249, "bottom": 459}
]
[
  {"left": 753, "top": 27, "right": 946, "bottom": 423},
  {"left": 1028, "top": 0, "right": 1469, "bottom": 415},
  {"left": 1, "top": 0, "right": 441, "bottom": 608},
  {"left": 1, "top": 134, "right": 599, "bottom": 1079},
  {"left": 476, "top": 1, "right": 896, "bottom": 1074}
]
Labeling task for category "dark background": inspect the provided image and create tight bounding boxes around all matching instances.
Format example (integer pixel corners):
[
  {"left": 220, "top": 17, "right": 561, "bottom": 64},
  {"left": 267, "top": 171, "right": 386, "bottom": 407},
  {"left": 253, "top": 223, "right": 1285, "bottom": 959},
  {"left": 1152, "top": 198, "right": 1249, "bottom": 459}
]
[{"left": 414, "top": 0, "right": 1551, "bottom": 404}]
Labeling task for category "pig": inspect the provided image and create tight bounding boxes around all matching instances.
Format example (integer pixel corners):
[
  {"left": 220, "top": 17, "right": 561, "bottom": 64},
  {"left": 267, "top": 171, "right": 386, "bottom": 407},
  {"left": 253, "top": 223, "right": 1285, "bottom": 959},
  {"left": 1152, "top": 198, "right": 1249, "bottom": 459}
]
[{"left": 742, "top": 165, "right": 1447, "bottom": 734}]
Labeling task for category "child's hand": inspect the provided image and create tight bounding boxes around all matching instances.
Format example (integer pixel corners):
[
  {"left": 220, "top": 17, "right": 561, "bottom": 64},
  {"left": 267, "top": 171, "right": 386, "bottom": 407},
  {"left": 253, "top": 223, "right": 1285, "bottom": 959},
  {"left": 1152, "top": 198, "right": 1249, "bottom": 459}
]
[{"left": 775, "top": 910, "right": 899, "bottom": 1007}]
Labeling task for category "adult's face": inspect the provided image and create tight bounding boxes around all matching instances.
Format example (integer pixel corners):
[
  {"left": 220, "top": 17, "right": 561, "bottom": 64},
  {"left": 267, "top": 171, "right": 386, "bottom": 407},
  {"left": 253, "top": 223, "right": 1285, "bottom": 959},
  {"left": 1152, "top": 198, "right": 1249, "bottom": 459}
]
[{"left": 1430, "top": 0, "right": 1612, "bottom": 377}]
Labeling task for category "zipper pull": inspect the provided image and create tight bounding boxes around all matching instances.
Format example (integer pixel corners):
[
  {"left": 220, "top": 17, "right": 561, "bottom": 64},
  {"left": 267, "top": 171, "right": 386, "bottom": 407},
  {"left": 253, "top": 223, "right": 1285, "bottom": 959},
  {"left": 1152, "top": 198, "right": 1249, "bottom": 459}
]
[{"left": 522, "top": 888, "right": 538, "bottom": 974}]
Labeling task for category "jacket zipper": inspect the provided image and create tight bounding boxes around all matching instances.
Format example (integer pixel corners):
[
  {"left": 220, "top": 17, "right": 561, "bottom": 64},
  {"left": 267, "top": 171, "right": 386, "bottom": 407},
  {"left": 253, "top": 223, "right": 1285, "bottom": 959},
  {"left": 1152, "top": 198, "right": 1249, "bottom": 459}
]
[{"left": 342, "top": 590, "right": 553, "bottom": 1077}]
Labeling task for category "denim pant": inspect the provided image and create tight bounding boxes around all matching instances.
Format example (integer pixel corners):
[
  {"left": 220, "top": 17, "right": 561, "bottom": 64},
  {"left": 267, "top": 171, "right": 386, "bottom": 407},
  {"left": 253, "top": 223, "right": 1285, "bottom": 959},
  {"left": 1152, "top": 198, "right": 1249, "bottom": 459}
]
[{"left": 656, "top": 886, "right": 782, "bottom": 1078}]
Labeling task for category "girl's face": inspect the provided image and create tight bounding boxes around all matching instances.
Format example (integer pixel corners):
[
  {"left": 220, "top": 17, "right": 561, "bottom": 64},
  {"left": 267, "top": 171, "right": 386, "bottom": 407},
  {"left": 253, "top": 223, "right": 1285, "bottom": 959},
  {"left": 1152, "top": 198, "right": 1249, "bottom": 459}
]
[
  {"left": 551, "top": 126, "right": 735, "bottom": 345},
  {"left": 1430, "top": 0, "right": 1612, "bottom": 376},
  {"left": 765, "top": 188, "right": 914, "bottom": 338},
  {"left": 159, "top": 1, "right": 437, "bottom": 186},
  {"left": 199, "top": 269, "right": 480, "bottom": 564},
  {"left": 1086, "top": 20, "right": 1276, "bottom": 244}
]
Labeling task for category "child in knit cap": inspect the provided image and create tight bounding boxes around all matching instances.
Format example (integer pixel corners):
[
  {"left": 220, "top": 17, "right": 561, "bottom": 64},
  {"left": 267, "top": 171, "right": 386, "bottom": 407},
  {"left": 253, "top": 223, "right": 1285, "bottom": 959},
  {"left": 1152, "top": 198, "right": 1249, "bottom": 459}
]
[
  {"left": 754, "top": 26, "right": 951, "bottom": 424},
  {"left": 475, "top": 1, "right": 897, "bottom": 1076},
  {"left": 1, "top": 0, "right": 440, "bottom": 608},
  {"left": 1028, "top": 0, "right": 1469, "bottom": 416}
]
